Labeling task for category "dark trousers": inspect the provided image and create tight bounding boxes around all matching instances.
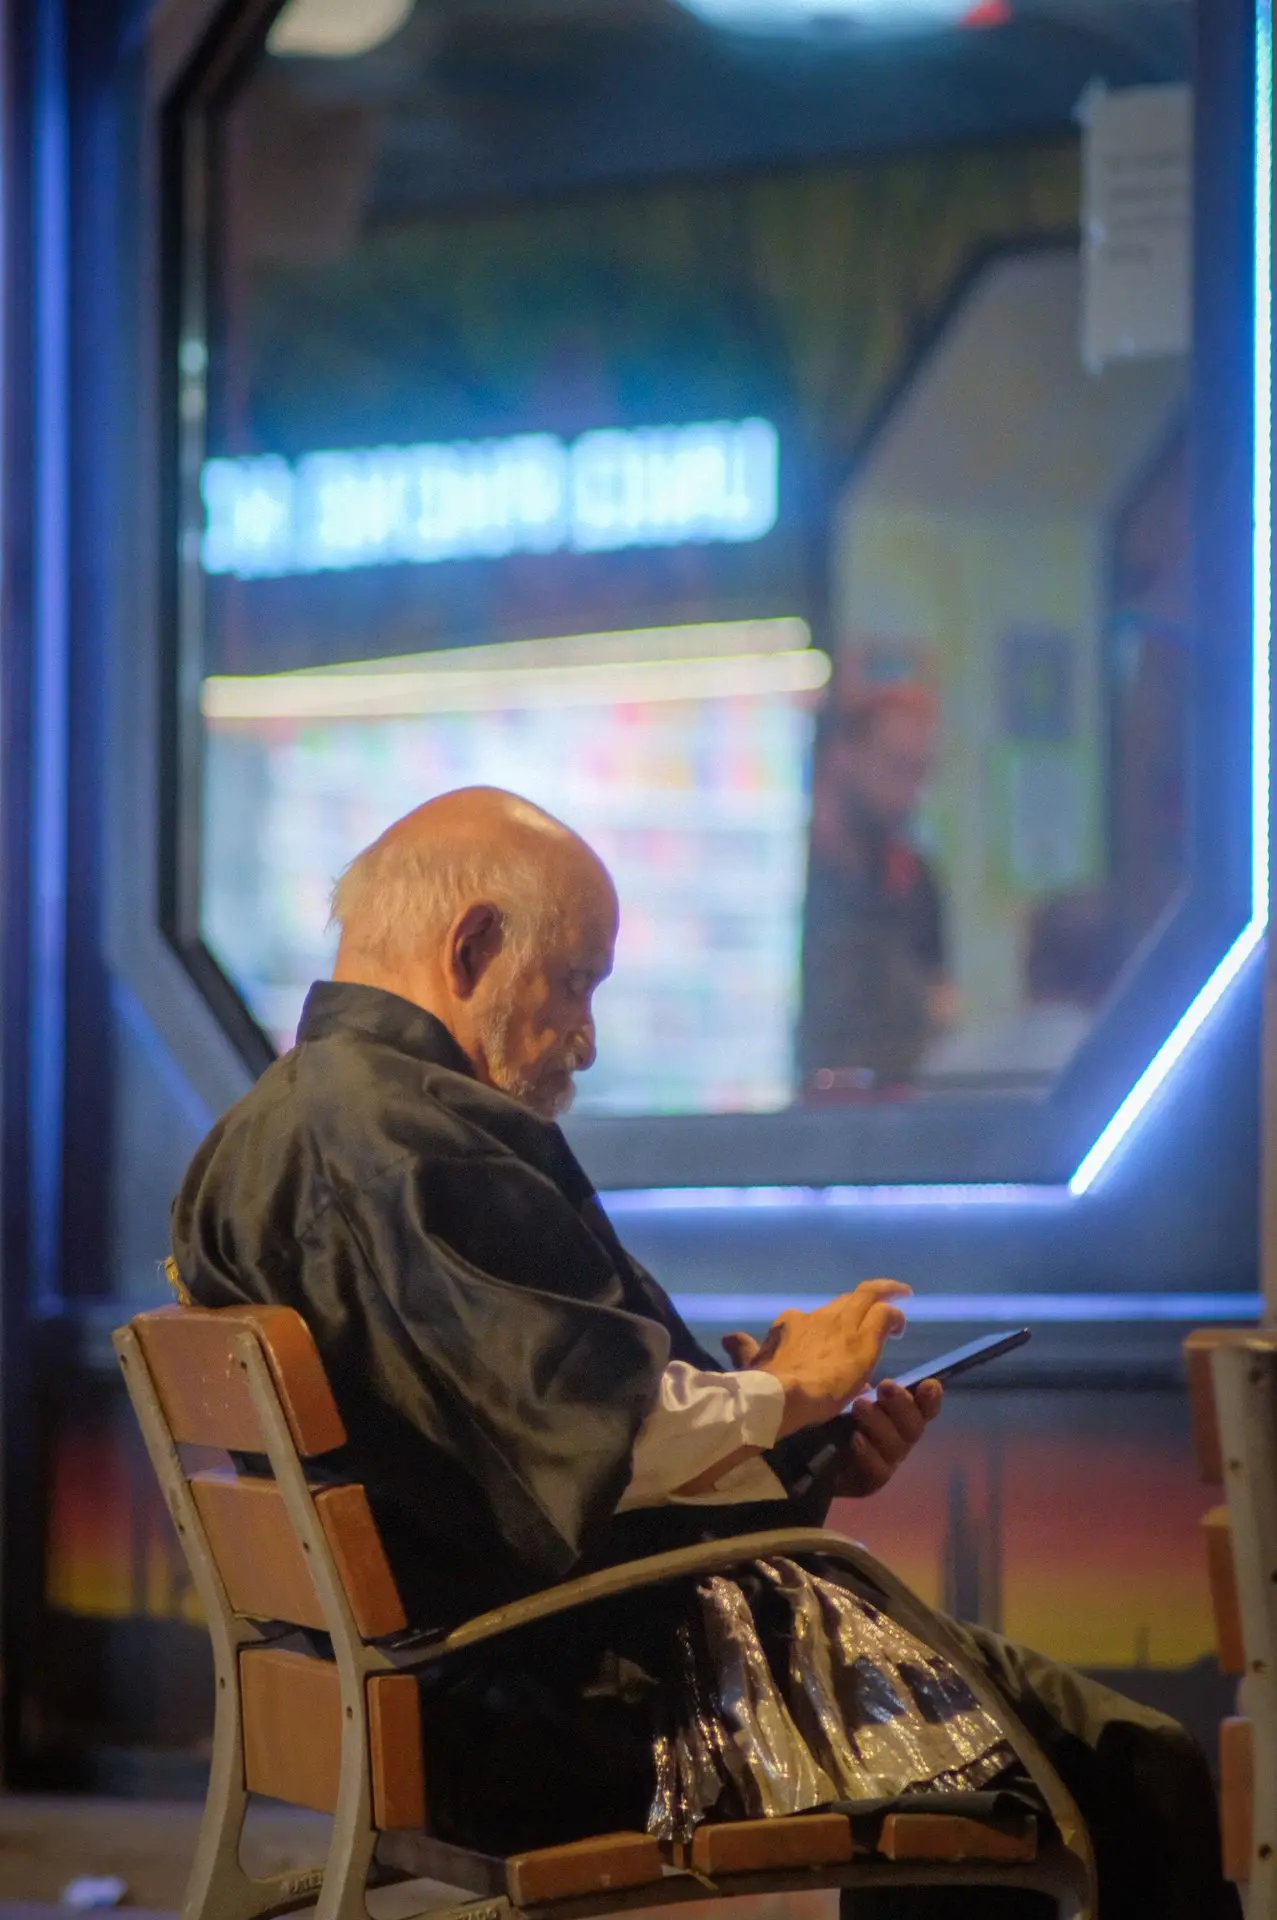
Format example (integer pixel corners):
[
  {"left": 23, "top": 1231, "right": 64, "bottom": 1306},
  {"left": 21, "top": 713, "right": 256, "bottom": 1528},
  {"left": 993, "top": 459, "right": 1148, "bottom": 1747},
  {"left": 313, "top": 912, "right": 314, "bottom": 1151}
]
[{"left": 844, "top": 1620, "right": 1241, "bottom": 1920}]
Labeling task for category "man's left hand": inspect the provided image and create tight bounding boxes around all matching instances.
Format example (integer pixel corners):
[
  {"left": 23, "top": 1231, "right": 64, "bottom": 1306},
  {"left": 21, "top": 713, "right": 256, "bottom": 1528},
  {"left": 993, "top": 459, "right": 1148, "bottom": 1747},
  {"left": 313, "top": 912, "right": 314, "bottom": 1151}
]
[{"left": 835, "top": 1378, "right": 943, "bottom": 1497}]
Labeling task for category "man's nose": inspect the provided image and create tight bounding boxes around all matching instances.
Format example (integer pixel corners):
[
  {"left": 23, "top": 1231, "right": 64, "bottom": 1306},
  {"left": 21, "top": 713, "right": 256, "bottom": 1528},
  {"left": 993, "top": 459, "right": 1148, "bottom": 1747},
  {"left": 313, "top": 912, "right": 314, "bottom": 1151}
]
[{"left": 573, "top": 1019, "right": 597, "bottom": 1073}]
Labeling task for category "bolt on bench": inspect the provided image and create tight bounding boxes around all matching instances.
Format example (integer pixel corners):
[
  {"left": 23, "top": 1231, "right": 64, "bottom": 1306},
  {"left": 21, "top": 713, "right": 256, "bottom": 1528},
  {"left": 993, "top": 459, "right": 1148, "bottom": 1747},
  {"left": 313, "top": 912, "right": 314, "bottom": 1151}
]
[{"left": 115, "top": 1305, "right": 1097, "bottom": 1920}]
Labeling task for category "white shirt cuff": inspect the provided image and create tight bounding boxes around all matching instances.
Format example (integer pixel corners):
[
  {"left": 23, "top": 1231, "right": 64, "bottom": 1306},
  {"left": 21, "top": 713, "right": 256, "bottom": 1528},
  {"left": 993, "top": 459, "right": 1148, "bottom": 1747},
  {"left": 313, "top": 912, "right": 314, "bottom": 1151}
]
[
  {"left": 617, "top": 1363, "right": 788, "bottom": 1511},
  {"left": 734, "top": 1368, "right": 787, "bottom": 1447}
]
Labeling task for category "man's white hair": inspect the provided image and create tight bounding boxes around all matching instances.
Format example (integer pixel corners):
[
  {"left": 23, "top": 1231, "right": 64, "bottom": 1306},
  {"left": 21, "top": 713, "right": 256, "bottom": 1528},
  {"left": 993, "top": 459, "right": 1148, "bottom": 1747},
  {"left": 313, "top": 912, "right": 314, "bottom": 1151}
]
[{"left": 329, "top": 830, "right": 556, "bottom": 969}]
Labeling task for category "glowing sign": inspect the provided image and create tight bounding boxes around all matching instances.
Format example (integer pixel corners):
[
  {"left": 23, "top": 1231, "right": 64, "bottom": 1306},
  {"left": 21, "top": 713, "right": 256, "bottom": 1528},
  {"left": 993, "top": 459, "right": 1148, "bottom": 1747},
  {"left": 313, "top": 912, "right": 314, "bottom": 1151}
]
[{"left": 200, "top": 417, "right": 780, "bottom": 580}]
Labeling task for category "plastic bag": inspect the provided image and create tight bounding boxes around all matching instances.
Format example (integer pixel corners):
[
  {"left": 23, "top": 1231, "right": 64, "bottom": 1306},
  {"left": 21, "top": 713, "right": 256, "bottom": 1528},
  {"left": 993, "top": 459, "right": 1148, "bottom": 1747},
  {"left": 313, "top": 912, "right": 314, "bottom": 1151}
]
[
  {"left": 761, "top": 1557, "right": 1014, "bottom": 1799},
  {"left": 648, "top": 1557, "right": 1014, "bottom": 1842}
]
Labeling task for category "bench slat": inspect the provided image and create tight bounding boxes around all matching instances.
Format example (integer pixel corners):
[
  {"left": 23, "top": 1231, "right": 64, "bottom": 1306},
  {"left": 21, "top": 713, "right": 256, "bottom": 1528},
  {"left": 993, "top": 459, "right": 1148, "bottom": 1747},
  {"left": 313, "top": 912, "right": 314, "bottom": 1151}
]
[
  {"left": 690, "top": 1813, "right": 853, "bottom": 1876},
  {"left": 369, "top": 1667, "right": 427, "bottom": 1831},
  {"left": 240, "top": 1646, "right": 426, "bottom": 1831},
  {"left": 507, "top": 1833, "right": 663, "bottom": 1905},
  {"left": 878, "top": 1813, "right": 1037, "bottom": 1864},
  {"left": 1220, "top": 1717, "right": 1253, "bottom": 1884},
  {"left": 191, "top": 1471, "right": 406, "bottom": 1638},
  {"left": 1202, "top": 1506, "right": 1246, "bottom": 1675},
  {"left": 1185, "top": 1332, "right": 1227, "bottom": 1485},
  {"left": 242, "top": 1647, "right": 342, "bottom": 1816},
  {"left": 134, "top": 1305, "right": 346, "bottom": 1456}
]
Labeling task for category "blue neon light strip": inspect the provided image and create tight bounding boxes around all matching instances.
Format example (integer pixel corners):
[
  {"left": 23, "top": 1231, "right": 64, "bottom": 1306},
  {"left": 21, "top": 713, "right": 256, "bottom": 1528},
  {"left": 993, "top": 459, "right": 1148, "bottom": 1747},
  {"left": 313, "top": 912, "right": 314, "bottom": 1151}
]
[
  {"left": 603, "top": 1183, "right": 1071, "bottom": 1214},
  {"left": 679, "top": 0, "right": 974, "bottom": 27},
  {"left": 670, "top": 1291, "right": 1264, "bottom": 1326},
  {"left": 1254, "top": 1, "right": 1274, "bottom": 930},
  {"left": 30, "top": 4, "right": 70, "bottom": 1314},
  {"left": 1069, "top": 5, "right": 1273, "bottom": 1196}
]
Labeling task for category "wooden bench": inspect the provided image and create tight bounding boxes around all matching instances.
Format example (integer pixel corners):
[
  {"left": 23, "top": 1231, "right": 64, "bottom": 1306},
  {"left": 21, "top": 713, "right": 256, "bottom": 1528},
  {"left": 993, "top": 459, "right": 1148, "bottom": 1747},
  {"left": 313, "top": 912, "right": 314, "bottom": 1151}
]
[
  {"left": 115, "top": 1304, "right": 1097, "bottom": 1920},
  {"left": 1184, "top": 1326, "right": 1277, "bottom": 1915}
]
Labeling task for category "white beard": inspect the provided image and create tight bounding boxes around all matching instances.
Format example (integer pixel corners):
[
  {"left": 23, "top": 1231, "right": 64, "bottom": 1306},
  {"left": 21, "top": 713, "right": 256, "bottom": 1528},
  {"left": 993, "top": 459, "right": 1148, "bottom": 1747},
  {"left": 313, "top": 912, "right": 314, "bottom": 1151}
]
[{"left": 479, "top": 1008, "right": 578, "bottom": 1120}]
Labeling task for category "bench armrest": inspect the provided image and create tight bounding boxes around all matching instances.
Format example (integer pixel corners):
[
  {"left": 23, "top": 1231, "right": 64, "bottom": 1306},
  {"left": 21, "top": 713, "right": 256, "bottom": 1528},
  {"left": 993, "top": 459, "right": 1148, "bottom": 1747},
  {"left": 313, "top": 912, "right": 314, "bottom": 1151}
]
[{"left": 392, "top": 1526, "right": 855, "bottom": 1664}]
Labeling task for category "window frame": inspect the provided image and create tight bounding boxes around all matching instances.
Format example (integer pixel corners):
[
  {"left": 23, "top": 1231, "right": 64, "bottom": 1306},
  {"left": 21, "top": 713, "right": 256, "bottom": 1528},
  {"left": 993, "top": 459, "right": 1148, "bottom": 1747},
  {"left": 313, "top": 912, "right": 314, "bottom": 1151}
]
[{"left": 155, "top": 0, "right": 1266, "bottom": 1192}]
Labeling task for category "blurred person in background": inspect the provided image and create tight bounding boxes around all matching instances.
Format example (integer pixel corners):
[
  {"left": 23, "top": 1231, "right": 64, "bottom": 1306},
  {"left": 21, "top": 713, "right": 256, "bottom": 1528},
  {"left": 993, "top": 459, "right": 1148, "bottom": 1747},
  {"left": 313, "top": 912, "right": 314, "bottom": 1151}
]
[{"left": 798, "top": 676, "right": 955, "bottom": 1093}]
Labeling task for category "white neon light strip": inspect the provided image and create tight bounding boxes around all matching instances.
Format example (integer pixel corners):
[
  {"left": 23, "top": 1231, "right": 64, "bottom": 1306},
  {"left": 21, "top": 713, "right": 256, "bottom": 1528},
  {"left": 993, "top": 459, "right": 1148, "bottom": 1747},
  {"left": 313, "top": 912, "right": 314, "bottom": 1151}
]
[
  {"left": 201, "top": 416, "right": 779, "bottom": 580},
  {"left": 669, "top": 1291, "right": 1264, "bottom": 1326},
  {"left": 1068, "top": 6, "right": 1273, "bottom": 1196},
  {"left": 203, "top": 631, "right": 828, "bottom": 721}
]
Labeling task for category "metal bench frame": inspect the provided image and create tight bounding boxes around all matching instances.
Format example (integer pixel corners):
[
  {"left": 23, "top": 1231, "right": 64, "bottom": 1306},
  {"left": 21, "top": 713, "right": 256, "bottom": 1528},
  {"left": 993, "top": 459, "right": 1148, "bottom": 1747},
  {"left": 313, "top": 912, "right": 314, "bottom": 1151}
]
[{"left": 115, "top": 1313, "right": 1097, "bottom": 1920}]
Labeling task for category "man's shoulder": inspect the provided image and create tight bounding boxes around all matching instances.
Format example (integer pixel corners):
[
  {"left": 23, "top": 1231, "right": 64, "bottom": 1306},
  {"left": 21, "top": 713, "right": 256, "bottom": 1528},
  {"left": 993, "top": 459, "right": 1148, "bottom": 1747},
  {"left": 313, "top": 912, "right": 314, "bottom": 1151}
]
[
  {"left": 171, "top": 1031, "right": 500, "bottom": 1299},
  {"left": 186, "top": 1023, "right": 546, "bottom": 1224},
  {"left": 197, "top": 1024, "right": 497, "bottom": 1178}
]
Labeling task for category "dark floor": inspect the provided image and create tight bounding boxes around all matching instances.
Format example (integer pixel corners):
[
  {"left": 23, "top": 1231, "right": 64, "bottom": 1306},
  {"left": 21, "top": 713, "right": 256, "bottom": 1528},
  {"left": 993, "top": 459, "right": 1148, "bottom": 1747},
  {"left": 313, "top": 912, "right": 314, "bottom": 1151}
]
[
  {"left": 0, "top": 1799, "right": 828, "bottom": 1920},
  {"left": 0, "top": 1796, "right": 322, "bottom": 1910}
]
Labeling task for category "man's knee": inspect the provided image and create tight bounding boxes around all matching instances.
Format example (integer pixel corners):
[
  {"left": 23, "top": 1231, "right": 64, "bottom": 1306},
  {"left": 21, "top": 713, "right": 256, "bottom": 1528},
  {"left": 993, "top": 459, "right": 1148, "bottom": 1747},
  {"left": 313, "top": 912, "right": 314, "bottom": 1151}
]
[
  {"left": 1093, "top": 1707, "right": 1217, "bottom": 1822},
  {"left": 959, "top": 1625, "right": 1197, "bottom": 1752},
  {"left": 953, "top": 1623, "right": 1215, "bottom": 1821}
]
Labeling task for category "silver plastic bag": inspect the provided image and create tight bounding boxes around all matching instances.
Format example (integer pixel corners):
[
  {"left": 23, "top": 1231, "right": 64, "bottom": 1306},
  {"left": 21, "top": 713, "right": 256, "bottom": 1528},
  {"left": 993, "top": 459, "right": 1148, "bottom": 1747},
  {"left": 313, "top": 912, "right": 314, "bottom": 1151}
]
[
  {"left": 698, "top": 1573, "right": 835, "bottom": 1818},
  {"left": 650, "top": 1611, "right": 751, "bottom": 1838},
  {"left": 758, "top": 1557, "right": 1013, "bottom": 1800},
  {"left": 648, "top": 1557, "right": 1015, "bottom": 1842}
]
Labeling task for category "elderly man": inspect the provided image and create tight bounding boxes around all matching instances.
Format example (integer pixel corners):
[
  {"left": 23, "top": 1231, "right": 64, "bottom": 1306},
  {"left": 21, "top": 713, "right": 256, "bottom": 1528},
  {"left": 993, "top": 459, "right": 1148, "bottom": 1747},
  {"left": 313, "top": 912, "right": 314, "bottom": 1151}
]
[{"left": 172, "top": 788, "right": 1235, "bottom": 1919}]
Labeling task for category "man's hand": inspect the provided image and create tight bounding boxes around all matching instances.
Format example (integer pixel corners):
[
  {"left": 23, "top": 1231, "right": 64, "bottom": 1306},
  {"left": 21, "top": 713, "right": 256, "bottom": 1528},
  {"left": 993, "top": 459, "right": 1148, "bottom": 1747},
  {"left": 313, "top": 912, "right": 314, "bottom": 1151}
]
[
  {"left": 721, "top": 1281, "right": 912, "bottom": 1438},
  {"left": 835, "top": 1377, "right": 943, "bottom": 1497}
]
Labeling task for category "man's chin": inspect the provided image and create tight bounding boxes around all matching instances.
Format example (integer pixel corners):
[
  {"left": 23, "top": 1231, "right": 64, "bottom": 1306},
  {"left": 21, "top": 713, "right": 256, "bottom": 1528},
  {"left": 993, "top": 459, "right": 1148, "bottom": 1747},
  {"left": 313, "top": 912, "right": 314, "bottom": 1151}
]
[
  {"left": 498, "top": 1072, "right": 576, "bottom": 1121},
  {"left": 540, "top": 1076, "right": 576, "bottom": 1121}
]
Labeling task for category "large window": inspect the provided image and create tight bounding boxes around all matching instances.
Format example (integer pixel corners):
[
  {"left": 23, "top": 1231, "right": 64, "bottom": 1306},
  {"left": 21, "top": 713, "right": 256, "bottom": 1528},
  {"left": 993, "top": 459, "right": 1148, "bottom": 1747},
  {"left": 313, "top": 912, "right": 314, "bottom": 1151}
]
[{"left": 165, "top": 0, "right": 1261, "bottom": 1182}]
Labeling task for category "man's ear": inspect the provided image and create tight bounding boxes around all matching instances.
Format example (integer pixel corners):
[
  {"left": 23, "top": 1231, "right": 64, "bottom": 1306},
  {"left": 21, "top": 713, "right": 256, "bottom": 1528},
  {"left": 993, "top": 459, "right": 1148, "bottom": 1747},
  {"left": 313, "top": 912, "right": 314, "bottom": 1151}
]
[{"left": 447, "top": 902, "right": 504, "bottom": 1000}]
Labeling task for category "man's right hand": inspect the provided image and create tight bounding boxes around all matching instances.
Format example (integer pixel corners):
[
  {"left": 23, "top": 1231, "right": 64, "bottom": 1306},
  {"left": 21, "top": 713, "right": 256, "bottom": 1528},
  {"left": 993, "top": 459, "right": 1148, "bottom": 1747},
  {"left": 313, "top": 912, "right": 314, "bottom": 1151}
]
[{"left": 722, "top": 1281, "right": 912, "bottom": 1438}]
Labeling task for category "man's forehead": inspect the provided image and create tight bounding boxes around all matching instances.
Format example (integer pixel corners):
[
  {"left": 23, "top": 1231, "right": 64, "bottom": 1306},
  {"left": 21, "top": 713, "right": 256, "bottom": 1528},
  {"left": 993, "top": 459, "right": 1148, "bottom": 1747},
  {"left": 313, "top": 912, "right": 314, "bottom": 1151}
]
[
  {"left": 571, "top": 889, "right": 619, "bottom": 954},
  {"left": 560, "top": 872, "right": 618, "bottom": 965}
]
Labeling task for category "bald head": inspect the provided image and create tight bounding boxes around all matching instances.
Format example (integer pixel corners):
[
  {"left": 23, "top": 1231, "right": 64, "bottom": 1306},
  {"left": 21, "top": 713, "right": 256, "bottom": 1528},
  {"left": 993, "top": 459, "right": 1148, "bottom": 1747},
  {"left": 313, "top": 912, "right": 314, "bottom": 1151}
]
[{"left": 330, "top": 788, "right": 617, "bottom": 1118}]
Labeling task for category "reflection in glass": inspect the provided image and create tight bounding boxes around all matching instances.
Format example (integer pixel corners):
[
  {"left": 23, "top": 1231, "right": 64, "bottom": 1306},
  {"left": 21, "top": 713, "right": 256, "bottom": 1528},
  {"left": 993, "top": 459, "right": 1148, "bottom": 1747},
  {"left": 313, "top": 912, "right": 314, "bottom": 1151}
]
[
  {"left": 190, "top": 0, "right": 1192, "bottom": 1118},
  {"left": 799, "top": 681, "right": 947, "bottom": 1093},
  {"left": 811, "top": 248, "right": 1185, "bottom": 1095}
]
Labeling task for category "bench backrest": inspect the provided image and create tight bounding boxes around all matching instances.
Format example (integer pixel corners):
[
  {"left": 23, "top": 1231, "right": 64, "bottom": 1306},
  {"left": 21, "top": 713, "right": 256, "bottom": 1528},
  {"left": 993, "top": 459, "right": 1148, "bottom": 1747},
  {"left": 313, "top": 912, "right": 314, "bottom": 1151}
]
[
  {"left": 126, "top": 1304, "right": 408, "bottom": 1640},
  {"left": 116, "top": 1303, "right": 427, "bottom": 1832}
]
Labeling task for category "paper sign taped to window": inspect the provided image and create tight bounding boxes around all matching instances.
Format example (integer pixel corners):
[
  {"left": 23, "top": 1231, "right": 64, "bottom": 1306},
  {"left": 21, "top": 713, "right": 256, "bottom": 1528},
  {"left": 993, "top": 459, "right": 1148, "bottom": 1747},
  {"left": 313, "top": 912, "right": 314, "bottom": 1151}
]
[{"left": 1081, "top": 83, "right": 1192, "bottom": 372}]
